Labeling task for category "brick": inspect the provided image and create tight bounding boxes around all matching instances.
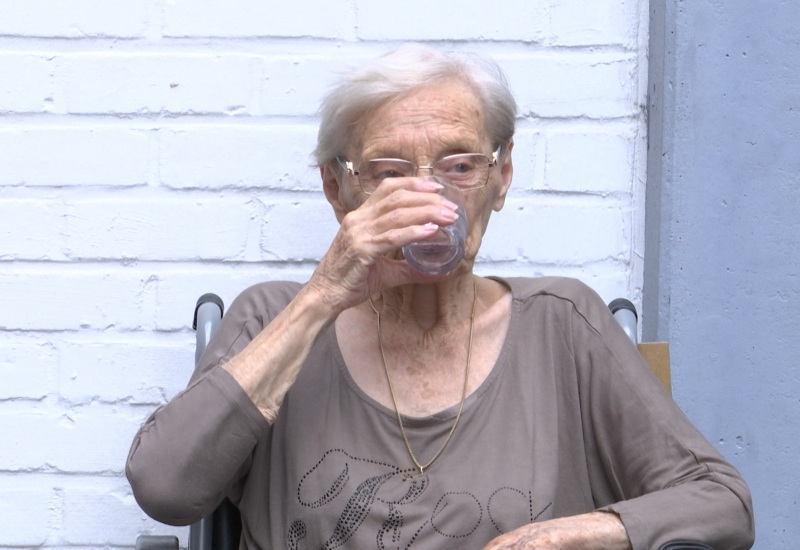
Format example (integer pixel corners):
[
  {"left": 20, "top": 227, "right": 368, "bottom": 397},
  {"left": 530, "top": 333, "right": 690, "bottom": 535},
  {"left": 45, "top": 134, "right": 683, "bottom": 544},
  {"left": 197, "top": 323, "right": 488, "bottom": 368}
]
[
  {"left": 0, "top": 268, "right": 150, "bottom": 331},
  {"left": 549, "top": 0, "right": 638, "bottom": 47},
  {"left": 500, "top": 54, "right": 638, "bottom": 119},
  {"left": 573, "top": 267, "right": 638, "bottom": 307},
  {"left": 256, "top": 55, "right": 354, "bottom": 116},
  {"left": 0, "top": 473, "right": 185, "bottom": 547},
  {"left": 151, "top": 271, "right": 255, "bottom": 332},
  {"left": 0, "top": 263, "right": 314, "bottom": 333},
  {"left": 34, "top": 194, "right": 342, "bottom": 268},
  {"left": 0, "top": 341, "right": 58, "bottom": 400},
  {"left": 259, "top": 199, "right": 341, "bottom": 261},
  {"left": 0, "top": 127, "right": 152, "bottom": 187},
  {"left": 479, "top": 197, "right": 628, "bottom": 264},
  {"left": 58, "top": 339, "right": 194, "bottom": 405},
  {"left": 357, "top": 0, "right": 547, "bottom": 42},
  {"left": 61, "top": 196, "right": 255, "bottom": 261},
  {"left": 163, "top": 0, "right": 352, "bottom": 38},
  {"left": 61, "top": 53, "right": 261, "bottom": 115},
  {"left": 0, "top": 485, "right": 53, "bottom": 545},
  {"left": 0, "top": 199, "right": 66, "bottom": 260},
  {"left": 60, "top": 476, "right": 187, "bottom": 545},
  {"left": 159, "top": 124, "right": 319, "bottom": 190},
  {"left": 506, "top": 126, "right": 544, "bottom": 194},
  {"left": 0, "top": 0, "right": 150, "bottom": 38},
  {"left": 543, "top": 131, "right": 634, "bottom": 193},
  {"left": 0, "top": 53, "right": 52, "bottom": 112},
  {"left": 0, "top": 401, "right": 147, "bottom": 473},
  {"left": 150, "top": 270, "right": 266, "bottom": 332}
]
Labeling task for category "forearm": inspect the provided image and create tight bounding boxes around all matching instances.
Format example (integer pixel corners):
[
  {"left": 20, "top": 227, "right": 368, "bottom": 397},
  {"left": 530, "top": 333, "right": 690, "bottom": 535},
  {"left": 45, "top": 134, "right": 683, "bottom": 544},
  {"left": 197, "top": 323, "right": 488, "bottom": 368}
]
[
  {"left": 223, "top": 176, "right": 461, "bottom": 421},
  {"left": 222, "top": 282, "right": 338, "bottom": 423},
  {"left": 128, "top": 282, "right": 332, "bottom": 522},
  {"left": 604, "top": 477, "right": 754, "bottom": 550},
  {"left": 483, "top": 511, "right": 631, "bottom": 550}
]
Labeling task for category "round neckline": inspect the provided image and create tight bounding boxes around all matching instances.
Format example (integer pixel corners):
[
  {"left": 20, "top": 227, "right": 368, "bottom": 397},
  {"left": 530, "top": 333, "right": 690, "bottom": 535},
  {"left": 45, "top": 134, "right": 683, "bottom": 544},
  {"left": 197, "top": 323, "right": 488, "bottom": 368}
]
[{"left": 331, "top": 277, "right": 520, "bottom": 427}]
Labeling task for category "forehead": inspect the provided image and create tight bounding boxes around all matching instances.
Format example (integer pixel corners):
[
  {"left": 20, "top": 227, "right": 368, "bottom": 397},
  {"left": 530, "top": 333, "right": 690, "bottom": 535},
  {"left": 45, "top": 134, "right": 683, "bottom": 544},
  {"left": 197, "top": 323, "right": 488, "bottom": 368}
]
[{"left": 356, "top": 78, "right": 487, "bottom": 159}]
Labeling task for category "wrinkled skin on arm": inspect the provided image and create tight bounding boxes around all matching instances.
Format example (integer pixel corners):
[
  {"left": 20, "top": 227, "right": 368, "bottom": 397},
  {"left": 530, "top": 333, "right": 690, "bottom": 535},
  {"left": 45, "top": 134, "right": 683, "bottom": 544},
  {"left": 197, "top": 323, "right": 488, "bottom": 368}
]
[{"left": 482, "top": 512, "right": 631, "bottom": 550}]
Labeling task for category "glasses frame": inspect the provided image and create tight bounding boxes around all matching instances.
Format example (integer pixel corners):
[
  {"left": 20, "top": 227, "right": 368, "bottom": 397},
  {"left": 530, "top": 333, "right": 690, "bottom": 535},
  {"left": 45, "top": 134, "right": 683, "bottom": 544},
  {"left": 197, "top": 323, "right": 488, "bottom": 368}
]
[{"left": 338, "top": 145, "right": 502, "bottom": 195}]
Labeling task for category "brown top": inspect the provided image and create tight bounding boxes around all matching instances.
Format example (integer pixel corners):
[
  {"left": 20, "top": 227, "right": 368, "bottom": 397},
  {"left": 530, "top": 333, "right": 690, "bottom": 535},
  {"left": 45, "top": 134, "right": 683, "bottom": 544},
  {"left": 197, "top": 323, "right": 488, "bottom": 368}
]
[{"left": 127, "top": 277, "right": 754, "bottom": 550}]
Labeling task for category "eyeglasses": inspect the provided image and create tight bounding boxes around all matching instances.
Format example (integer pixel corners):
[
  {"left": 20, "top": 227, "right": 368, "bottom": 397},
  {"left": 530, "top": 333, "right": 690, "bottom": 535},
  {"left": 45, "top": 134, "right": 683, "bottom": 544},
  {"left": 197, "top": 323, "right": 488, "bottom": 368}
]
[{"left": 338, "top": 146, "right": 502, "bottom": 195}]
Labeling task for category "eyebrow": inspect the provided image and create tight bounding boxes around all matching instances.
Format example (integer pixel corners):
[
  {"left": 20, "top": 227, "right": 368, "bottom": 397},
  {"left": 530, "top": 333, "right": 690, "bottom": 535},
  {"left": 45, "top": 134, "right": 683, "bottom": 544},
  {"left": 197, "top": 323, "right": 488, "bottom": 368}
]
[{"left": 364, "top": 143, "right": 485, "bottom": 162}]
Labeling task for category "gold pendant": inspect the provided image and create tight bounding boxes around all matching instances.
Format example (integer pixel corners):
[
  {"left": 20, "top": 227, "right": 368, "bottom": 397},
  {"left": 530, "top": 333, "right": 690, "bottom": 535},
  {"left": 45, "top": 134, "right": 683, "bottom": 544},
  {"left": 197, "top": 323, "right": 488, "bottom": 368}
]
[{"left": 402, "top": 466, "right": 425, "bottom": 481}]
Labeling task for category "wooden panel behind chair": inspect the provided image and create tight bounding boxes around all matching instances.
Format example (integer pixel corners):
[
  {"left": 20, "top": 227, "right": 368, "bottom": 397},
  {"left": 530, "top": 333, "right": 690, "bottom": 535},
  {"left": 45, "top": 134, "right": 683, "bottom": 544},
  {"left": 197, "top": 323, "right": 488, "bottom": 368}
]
[
  {"left": 608, "top": 298, "right": 672, "bottom": 396},
  {"left": 638, "top": 342, "right": 672, "bottom": 395}
]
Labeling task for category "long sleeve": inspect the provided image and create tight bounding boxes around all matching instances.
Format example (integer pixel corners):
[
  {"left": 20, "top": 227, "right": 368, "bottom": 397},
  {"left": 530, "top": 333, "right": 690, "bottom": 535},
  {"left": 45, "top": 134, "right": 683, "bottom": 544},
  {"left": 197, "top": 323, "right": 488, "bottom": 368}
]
[
  {"left": 126, "top": 281, "right": 301, "bottom": 525},
  {"left": 557, "top": 279, "right": 755, "bottom": 549},
  {"left": 126, "top": 367, "right": 267, "bottom": 525}
]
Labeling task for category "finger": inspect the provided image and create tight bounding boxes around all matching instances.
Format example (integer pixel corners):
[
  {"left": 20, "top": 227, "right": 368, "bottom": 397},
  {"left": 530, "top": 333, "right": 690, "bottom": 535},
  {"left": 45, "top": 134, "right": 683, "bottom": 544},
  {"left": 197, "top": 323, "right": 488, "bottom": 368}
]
[
  {"left": 370, "top": 205, "right": 458, "bottom": 244},
  {"left": 360, "top": 188, "right": 459, "bottom": 241},
  {"left": 366, "top": 221, "right": 441, "bottom": 252},
  {"left": 367, "top": 175, "right": 445, "bottom": 198}
]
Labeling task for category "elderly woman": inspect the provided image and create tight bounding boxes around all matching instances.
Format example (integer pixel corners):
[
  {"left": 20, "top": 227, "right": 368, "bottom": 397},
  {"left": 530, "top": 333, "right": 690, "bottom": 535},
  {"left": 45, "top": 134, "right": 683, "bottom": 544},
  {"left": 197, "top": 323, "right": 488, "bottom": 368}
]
[{"left": 127, "top": 46, "right": 754, "bottom": 549}]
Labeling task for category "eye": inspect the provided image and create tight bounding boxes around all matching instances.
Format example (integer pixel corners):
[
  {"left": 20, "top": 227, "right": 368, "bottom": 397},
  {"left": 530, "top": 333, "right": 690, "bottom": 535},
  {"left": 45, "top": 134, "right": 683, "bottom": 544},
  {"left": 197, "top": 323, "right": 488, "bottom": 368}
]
[
  {"left": 376, "top": 169, "right": 404, "bottom": 180},
  {"left": 365, "top": 160, "right": 414, "bottom": 181},
  {"left": 448, "top": 162, "right": 474, "bottom": 174},
  {"left": 436, "top": 155, "right": 479, "bottom": 176}
]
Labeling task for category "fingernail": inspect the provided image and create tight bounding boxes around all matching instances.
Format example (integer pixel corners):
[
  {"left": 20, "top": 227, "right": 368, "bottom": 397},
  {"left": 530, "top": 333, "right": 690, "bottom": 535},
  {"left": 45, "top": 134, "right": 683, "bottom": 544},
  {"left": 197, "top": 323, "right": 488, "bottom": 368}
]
[
  {"left": 441, "top": 208, "right": 459, "bottom": 222},
  {"left": 425, "top": 180, "right": 444, "bottom": 191}
]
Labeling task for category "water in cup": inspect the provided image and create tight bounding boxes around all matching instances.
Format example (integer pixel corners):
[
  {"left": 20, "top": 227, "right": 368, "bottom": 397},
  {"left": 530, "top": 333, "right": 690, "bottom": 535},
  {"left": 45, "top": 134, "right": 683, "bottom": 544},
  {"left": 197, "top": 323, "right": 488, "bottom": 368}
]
[{"left": 402, "top": 178, "right": 467, "bottom": 275}]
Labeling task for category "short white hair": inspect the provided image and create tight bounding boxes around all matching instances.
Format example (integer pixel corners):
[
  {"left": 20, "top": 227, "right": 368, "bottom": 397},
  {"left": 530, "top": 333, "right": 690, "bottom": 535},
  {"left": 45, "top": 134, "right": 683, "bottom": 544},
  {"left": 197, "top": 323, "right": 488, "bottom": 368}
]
[{"left": 313, "top": 44, "right": 517, "bottom": 166}]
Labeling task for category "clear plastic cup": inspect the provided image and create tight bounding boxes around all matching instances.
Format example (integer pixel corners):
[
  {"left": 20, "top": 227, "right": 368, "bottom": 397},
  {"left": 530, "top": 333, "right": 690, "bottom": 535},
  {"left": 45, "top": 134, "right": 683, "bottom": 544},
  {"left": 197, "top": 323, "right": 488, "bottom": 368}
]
[{"left": 402, "top": 177, "right": 467, "bottom": 275}]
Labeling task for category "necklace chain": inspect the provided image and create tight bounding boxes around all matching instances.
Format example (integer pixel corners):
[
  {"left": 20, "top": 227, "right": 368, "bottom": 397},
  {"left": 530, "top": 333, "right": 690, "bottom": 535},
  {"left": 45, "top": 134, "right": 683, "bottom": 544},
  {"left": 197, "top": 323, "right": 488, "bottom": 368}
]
[{"left": 369, "top": 279, "right": 477, "bottom": 479}]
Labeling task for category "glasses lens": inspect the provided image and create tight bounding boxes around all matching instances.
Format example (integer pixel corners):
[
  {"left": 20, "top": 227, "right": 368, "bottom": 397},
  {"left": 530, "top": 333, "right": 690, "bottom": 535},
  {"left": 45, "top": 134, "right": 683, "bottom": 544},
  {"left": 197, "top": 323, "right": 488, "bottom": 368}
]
[
  {"left": 433, "top": 154, "right": 490, "bottom": 188},
  {"left": 358, "top": 159, "right": 416, "bottom": 193}
]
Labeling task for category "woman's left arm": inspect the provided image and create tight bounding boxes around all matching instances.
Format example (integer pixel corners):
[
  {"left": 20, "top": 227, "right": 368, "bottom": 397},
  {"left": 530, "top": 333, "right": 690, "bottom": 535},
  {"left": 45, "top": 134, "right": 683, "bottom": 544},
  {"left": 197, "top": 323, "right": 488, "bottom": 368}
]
[
  {"left": 484, "top": 278, "right": 753, "bottom": 550},
  {"left": 566, "top": 279, "right": 754, "bottom": 549},
  {"left": 483, "top": 511, "right": 631, "bottom": 550}
]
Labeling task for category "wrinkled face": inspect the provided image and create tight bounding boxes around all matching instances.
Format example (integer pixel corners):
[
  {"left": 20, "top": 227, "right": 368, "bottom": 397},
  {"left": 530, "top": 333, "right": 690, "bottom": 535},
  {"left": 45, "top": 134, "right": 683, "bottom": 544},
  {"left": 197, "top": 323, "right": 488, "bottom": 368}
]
[{"left": 338, "top": 78, "right": 513, "bottom": 265}]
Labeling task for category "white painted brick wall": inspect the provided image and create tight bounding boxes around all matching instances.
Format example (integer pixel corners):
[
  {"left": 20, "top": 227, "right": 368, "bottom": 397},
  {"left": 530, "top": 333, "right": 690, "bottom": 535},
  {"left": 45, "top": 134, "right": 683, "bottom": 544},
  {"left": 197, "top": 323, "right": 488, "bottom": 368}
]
[{"left": 0, "top": 1, "right": 649, "bottom": 547}]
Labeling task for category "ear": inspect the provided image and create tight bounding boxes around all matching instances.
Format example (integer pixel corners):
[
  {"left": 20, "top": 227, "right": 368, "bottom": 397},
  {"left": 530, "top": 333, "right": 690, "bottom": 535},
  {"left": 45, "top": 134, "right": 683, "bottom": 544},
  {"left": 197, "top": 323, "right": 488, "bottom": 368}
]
[
  {"left": 492, "top": 139, "right": 514, "bottom": 212},
  {"left": 321, "top": 163, "right": 348, "bottom": 223}
]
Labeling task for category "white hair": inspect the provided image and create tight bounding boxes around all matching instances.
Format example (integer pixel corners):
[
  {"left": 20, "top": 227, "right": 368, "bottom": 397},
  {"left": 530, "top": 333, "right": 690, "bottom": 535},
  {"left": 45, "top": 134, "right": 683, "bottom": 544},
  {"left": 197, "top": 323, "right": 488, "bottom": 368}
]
[{"left": 313, "top": 44, "right": 517, "bottom": 167}]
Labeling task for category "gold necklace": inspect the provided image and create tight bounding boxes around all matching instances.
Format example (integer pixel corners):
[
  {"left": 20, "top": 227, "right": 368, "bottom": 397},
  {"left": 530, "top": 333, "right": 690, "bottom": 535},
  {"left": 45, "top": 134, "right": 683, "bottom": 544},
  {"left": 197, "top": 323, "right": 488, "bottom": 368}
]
[{"left": 369, "top": 279, "right": 477, "bottom": 480}]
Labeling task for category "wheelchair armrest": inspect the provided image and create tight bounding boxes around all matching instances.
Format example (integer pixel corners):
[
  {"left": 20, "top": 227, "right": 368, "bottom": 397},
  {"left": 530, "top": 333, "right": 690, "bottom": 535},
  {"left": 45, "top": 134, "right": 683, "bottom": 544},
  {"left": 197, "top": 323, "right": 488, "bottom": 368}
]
[
  {"left": 658, "top": 541, "right": 714, "bottom": 550},
  {"left": 135, "top": 535, "right": 179, "bottom": 550}
]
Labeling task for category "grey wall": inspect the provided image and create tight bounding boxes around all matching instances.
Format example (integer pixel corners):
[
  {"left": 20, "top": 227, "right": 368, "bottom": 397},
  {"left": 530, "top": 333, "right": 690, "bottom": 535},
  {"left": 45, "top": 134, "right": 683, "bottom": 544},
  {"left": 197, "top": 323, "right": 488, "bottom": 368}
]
[{"left": 645, "top": 1, "right": 800, "bottom": 547}]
